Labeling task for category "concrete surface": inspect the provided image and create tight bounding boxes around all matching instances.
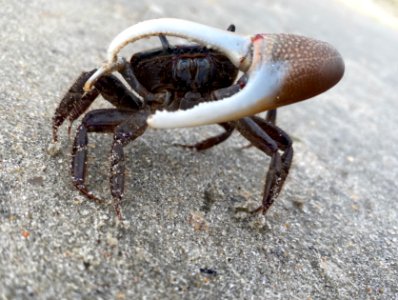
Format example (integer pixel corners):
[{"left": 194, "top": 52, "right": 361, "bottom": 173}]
[{"left": 1, "top": 0, "right": 397, "bottom": 299}]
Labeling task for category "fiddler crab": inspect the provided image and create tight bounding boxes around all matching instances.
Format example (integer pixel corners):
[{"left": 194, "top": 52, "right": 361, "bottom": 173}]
[{"left": 52, "top": 18, "right": 344, "bottom": 219}]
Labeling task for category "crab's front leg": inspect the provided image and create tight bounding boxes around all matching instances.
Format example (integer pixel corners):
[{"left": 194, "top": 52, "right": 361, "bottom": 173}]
[
  {"left": 52, "top": 67, "right": 145, "bottom": 143},
  {"left": 83, "top": 18, "right": 344, "bottom": 128},
  {"left": 72, "top": 109, "right": 148, "bottom": 219}
]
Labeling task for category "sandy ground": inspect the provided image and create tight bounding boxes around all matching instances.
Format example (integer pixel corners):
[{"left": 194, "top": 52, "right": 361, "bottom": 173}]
[{"left": 1, "top": 0, "right": 397, "bottom": 299}]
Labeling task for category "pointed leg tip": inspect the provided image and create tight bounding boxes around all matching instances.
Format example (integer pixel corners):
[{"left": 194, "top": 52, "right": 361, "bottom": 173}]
[{"left": 47, "top": 141, "right": 61, "bottom": 156}]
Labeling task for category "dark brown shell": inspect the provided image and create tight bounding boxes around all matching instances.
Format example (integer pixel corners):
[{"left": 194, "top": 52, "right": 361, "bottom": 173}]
[{"left": 130, "top": 45, "right": 239, "bottom": 94}]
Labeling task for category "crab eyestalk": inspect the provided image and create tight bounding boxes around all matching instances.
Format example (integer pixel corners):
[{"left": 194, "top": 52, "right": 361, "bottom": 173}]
[{"left": 84, "top": 18, "right": 345, "bottom": 128}]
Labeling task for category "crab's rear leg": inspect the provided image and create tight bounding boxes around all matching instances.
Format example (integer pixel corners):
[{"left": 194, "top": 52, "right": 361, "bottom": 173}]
[
  {"left": 178, "top": 81, "right": 277, "bottom": 152},
  {"left": 265, "top": 109, "right": 277, "bottom": 125},
  {"left": 240, "top": 109, "right": 277, "bottom": 149},
  {"left": 176, "top": 123, "right": 234, "bottom": 151},
  {"left": 251, "top": 116, "right": 293, "bottom": 196},
  {"left": 175, "top": 81, "right": 241, "bottom": 151},
  {"left": 236, "top": 116, "right": 293, "bottom": 214}
]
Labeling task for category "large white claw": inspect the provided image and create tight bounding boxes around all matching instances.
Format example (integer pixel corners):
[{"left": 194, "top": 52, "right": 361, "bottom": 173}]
[{"left": 85, "top": 19, "right": 345, "bottom": 128}]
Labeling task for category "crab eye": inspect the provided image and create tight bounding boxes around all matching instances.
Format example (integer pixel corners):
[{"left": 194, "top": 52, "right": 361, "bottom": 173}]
[{"left": 174, "top": 59, "right": 193, "bottom": 83}]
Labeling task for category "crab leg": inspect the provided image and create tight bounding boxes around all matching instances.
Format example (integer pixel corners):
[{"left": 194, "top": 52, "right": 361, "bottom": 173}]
[{"left": 84, "top": 18, "right": 344, "bottom": 128}]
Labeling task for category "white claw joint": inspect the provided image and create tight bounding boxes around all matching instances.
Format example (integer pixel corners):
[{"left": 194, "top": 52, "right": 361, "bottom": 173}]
[{"left": 84, "top": 18, "right": 345, "bottom": 128}]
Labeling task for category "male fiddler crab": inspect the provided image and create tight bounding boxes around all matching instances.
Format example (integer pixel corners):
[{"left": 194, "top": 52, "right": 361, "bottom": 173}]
[{"left": 52, "top": 18, "right": 344, "bottom": 219}]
